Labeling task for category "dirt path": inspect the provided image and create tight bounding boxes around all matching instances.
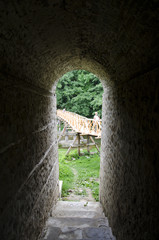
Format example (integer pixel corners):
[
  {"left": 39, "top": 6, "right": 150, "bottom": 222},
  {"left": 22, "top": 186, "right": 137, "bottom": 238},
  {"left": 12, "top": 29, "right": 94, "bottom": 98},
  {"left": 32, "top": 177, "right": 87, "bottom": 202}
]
[{"left": 62, "top": 167, "right": 96, "bottom": 202}]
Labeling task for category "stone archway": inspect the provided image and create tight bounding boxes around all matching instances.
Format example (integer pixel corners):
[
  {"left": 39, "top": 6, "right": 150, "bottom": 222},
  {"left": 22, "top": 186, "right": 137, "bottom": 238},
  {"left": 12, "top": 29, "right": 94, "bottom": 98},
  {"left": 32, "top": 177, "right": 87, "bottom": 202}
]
[
  {"left": 55, "top": 68, "right": 106, "bottom": 202},
  {"left": 0, "top": 1, "right": 158, "bottom": 240}
]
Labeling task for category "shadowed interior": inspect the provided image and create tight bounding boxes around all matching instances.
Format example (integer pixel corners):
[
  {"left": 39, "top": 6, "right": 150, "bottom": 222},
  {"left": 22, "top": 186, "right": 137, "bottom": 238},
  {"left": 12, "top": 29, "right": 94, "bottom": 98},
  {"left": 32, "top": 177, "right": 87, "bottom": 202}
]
[{"left": 0, "top": 1, "right": 159, "bottom": 240}]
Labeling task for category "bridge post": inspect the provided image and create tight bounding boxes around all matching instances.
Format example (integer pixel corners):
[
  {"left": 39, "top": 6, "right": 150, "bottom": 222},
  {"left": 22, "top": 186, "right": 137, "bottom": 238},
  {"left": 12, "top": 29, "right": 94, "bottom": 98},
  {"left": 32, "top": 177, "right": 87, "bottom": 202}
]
[
  {"left": 87, "top": 135, "right": 90, "bottom": 154},
  {"left": 65, "top": 127, "right": 69, "bottom": 141},
  {"left": 77, "top": 133, "right": 80, "bottom": 156}
]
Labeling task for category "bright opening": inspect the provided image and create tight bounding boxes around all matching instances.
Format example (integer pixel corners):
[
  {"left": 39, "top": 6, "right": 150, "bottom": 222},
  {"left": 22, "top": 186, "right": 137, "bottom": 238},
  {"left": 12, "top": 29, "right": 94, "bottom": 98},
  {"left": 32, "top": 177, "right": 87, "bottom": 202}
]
[{"left": 56, "top": 70, "right": 103, "bottom": 202}]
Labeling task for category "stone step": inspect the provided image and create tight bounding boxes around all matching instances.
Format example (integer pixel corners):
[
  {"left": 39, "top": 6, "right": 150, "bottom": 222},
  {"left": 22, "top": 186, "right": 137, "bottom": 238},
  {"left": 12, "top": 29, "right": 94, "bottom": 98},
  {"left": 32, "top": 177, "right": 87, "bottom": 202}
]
[
  {"left": 51, "top": 201, "right": 104, "bottom": 218},
  {"left": 41, "top": 201, "right": 116, "bottom": 240},
  {"left": 47, "top": 217, "right": 108, "bottom": 229},
  {"left": 51, "top": 210, "right": 105, "bottom": 218},
  {"left": 44, "top": 226, "right": 116, "bottom": 240}
]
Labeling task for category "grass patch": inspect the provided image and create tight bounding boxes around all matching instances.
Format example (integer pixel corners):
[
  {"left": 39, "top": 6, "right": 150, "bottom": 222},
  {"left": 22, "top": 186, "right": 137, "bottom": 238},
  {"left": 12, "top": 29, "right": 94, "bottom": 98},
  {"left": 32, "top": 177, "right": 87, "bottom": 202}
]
[
  {"left": 58, "top": 147, "right": 100, "bottom": 201},
  {"left": 59, "top": 149, "right": 74, "bottom": 196}
]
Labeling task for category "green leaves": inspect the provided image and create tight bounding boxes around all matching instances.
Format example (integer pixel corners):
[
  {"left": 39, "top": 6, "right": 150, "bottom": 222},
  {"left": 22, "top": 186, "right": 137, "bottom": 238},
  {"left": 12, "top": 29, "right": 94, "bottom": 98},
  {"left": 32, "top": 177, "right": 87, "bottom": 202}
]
[{"left": 56, "top": 70, "right": 103, "bottom": 118}]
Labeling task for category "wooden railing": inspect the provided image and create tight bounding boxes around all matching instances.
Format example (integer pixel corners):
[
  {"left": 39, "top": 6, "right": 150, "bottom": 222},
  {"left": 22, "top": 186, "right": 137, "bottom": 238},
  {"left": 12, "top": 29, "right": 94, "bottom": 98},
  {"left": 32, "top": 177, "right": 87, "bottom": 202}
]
[{"left": 57, "top": 109, "right": 102, "bottom": 137}]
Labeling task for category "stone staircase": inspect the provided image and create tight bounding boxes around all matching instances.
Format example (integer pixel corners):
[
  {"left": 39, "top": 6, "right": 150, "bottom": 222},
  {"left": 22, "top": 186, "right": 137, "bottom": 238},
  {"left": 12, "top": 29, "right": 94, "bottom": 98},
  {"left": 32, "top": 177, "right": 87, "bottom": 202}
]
[{"left": 42, "top": 201, "right": 116, "bottom": 240}]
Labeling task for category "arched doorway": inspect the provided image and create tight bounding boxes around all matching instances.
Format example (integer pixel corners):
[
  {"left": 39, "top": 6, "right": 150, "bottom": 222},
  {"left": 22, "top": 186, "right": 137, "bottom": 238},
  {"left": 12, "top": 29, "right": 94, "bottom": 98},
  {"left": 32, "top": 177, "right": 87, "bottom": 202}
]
[{"left": 55, "top": 69, "right": 104, "bottom": 202}]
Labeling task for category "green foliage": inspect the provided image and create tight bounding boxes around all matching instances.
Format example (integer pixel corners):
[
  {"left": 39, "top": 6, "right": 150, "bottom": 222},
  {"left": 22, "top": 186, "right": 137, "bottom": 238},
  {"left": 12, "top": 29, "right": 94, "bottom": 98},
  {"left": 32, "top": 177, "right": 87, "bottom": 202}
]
[
  {"left": 56, "top": 70, "right": 103, "bottom": 118},
  {"left": 59, "top": 163, "right": 74, "bottom": 196},
  {"left": 64, "top": 151, "right": 79, "bottom": 161},
  {"left": 70, "top": 151, "right": 100, "bottom": 201},
  {"left": 58, "top": 148, "right": 100, "bottom": 201},
  {"left": 59, "top": 149, "right": 74, "bottom": 196}
]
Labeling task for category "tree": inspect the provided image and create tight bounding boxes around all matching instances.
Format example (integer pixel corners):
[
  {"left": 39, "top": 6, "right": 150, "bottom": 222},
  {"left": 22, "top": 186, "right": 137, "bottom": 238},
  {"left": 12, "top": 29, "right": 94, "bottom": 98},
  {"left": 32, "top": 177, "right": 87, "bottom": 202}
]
[{"left": 56, "top": 70, "right": 103, "bottom": 118}]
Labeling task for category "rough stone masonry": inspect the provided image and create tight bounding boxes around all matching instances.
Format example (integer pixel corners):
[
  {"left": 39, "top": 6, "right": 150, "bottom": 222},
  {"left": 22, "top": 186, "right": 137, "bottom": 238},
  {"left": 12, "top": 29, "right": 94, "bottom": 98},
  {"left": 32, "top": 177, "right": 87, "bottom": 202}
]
[{"left": 0, "top": 1, "right": 159, "bottom": 240}]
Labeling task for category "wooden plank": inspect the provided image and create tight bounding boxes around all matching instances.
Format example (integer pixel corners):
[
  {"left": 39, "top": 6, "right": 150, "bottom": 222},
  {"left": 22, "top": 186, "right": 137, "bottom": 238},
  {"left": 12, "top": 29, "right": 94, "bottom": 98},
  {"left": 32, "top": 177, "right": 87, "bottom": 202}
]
[
  {"left": 57, "top": 132, "right": 76, "bottom": 136},
  {"left": 58, "top": 124, "right": 67, "bottom": 143},
  {"left": 66, "top": 135, "right": 78, "bottom": 155},
  {"left": 90, "top": 136, "right": 100, "bottom": 153},
  {"left": 71, "top": 143, "right": 96, "bottom": 147}
]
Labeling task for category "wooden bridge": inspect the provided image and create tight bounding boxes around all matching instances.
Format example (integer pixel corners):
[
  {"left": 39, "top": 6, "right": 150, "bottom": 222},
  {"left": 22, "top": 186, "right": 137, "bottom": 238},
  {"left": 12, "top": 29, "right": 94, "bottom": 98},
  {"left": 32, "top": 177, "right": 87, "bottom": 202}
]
[
  {"left": 57, "top": 110, "right": 102, "bottom": 155},
  {"left": 57, "top": 110, "right": 102, "bottom": 137}
]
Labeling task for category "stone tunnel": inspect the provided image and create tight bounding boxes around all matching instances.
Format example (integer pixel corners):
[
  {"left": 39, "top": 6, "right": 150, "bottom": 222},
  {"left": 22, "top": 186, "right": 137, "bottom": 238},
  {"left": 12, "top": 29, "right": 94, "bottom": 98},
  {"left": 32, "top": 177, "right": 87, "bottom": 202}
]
[{"left": 0, "top": 1, "right": 159, "bottom": 240}]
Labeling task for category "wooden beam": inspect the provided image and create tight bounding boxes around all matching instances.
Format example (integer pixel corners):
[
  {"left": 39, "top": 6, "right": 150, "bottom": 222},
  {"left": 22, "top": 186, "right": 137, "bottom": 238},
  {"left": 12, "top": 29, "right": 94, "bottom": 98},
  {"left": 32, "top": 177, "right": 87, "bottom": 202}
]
[
  {"left": 90, "top": 136, "right": 100, "bottom": 153},
  {"left": 66, "top": 135, "right": 78, "bottom": 155},
  {"left": 65, "top": 127, "right": 69, "bottom": 141},
  {"left": 87, "top": 135, "right": 90, "bottom": 154},
  {"left": 57, "top": 109, "right": 102, "bottom": 137},
  {"left": 77, "top": 133, "right": 80, "bottom": 156},
  {"left": 58, "top": 123, "right": 67, "bottom": 143}
]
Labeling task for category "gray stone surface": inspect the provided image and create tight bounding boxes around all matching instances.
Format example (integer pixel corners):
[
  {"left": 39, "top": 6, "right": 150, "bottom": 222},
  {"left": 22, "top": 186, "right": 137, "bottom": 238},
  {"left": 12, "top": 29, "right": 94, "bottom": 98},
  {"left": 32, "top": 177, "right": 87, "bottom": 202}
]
[
  {"left": 43, "top": 201, "right": 115, "bottom": 240},
  {"left": 51, "top": 201, "right": 105, "bottom": 218},
  {"left": 0, "top": 74, "right": 59, "bottom": 240},
  {"left": 47, "top": 217, "right": 108, "bottom": 229},
  {"left": 0, "top": 1, "right": 158, "bottom": 89},
  {"left": 100, "top": 67, "right": 159, "bottom": 240},
  {"left": 83, "top": 227, "right": 112, "bottom": 239}
]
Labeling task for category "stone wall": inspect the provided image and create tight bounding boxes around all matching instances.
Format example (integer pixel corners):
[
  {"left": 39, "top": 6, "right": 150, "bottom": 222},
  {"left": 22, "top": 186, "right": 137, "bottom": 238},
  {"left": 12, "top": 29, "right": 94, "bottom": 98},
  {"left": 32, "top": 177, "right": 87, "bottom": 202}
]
[
  {"left": 100, "top": 67, "right": 159, "bottom": 240},
  {"left": 0, "top": 1, "right": 158, "bottom": 240},
  {"left": 0, "top": 73, "right": 59, "bottom": 240}
]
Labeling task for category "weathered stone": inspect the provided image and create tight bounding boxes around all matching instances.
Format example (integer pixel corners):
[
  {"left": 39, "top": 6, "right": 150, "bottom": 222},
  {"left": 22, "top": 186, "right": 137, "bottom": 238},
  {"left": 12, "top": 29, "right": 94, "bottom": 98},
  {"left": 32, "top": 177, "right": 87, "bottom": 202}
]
[
  {"left": 0, "top": 1, "right": 159, "bottom": 240},
  {"left": 100, "top": 68, "right": 159, "bottom": 240},
  {"left": 43, "top": 201, "right": 115, "bottom": 240}
]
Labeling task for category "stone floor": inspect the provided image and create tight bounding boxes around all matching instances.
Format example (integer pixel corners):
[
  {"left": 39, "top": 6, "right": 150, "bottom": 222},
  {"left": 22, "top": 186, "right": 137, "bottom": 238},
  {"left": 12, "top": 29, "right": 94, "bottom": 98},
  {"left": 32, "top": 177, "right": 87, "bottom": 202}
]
[{"left": 41, "top": 201, "right": 116, "bottom": 240}]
